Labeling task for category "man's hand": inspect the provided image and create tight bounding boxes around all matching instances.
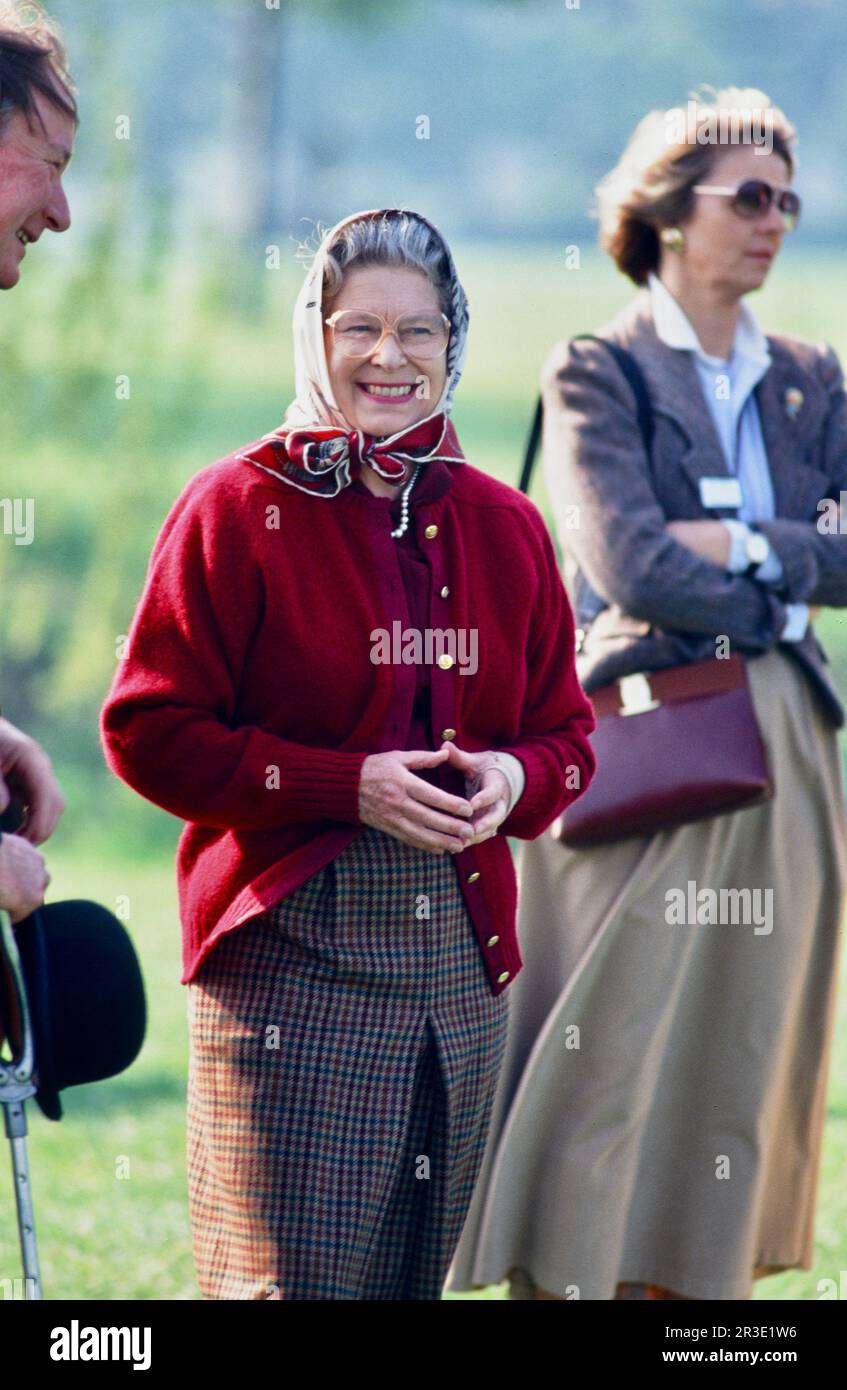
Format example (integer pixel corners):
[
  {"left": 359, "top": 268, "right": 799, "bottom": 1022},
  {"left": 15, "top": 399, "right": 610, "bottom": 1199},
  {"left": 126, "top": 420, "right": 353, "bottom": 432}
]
[
  {"left": 0, "top": 718, "right": 65, "bottom": 844},
  {"left": 0, "top": 832, "right": 50, "bottom": 922}
]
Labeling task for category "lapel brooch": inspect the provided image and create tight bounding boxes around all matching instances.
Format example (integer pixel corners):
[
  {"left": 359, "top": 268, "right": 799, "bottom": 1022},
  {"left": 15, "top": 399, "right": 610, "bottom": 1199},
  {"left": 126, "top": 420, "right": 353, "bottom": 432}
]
[{"left": 784, "top": 387, "right": 804, "bottom": 421}]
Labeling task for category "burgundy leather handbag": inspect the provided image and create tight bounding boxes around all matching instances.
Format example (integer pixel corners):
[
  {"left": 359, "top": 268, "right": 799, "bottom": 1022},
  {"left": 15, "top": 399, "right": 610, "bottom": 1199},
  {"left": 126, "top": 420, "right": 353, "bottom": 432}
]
[{"left": 553, "top": 653, "right": 774, "bottom": 847}]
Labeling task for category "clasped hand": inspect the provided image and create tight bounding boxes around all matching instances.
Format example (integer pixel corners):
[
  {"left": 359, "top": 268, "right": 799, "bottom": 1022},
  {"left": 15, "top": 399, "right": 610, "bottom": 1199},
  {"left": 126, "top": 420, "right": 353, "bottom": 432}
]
[{"left": 358, "top": 741, "right": 510, "bottom": 854}]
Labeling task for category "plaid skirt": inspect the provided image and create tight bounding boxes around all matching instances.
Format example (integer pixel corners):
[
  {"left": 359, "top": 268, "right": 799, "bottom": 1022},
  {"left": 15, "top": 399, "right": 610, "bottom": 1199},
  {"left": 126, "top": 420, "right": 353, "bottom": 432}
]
[{"left": 185, "top": 824, "right": 509, "bottom": 1300}]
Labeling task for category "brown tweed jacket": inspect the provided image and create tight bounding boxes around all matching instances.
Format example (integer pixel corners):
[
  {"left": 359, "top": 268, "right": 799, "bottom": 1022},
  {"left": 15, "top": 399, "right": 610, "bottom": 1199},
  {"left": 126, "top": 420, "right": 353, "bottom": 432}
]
[{"left": 540, "top": 285, "right": 847, "bottom": 728}]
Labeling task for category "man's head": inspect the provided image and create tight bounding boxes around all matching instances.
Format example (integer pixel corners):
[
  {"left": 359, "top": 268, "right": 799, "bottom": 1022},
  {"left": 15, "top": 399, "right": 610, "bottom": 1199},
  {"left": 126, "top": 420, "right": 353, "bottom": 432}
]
[{"left": 0, "top": 1, "right": 77, "bottom": 289}]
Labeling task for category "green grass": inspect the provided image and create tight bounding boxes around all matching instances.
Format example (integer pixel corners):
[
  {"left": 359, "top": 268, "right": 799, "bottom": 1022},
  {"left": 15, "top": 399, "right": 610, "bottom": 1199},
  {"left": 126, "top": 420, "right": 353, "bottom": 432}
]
[
  {"left": 6, "top": 241, "right": 847, "bottom": 857},
  {"left": 0, "top": 851, "right": 196, "bottom": 1300},
  {"left": 2, "top": 243, "right": 847, "bottom": 1299},
  {"left": 0, "top": 841, "right": 844, "bottom": 1301}
]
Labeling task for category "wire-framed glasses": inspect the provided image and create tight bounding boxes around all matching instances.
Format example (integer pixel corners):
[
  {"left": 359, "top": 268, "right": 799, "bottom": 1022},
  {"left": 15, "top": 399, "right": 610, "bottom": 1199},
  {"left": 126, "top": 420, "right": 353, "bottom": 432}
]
[{"left": 325, "top": 309, "right": 451, "bottom": 360}]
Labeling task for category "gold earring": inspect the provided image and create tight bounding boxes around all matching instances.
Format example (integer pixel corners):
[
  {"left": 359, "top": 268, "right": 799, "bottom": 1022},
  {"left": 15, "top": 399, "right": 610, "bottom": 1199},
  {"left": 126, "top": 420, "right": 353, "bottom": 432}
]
[{"left": 660, "top": 227, "right": 685, "bottom": 250}]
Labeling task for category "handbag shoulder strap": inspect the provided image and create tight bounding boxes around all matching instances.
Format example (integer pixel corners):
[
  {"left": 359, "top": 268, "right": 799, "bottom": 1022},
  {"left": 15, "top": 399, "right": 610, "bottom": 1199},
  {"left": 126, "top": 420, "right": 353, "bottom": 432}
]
[{"left": 518, "top": 334, "right": 654, "bottom": 495}]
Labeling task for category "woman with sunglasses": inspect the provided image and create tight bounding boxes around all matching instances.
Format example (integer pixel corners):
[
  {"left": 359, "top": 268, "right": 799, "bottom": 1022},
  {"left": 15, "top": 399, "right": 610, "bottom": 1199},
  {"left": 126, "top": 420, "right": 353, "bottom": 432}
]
[
  {"left": 100, "top": 208, "right": 596, "bottom": 1300},
  {"left": 449, "top": 88, "right": 847, "bottom": 1302}
]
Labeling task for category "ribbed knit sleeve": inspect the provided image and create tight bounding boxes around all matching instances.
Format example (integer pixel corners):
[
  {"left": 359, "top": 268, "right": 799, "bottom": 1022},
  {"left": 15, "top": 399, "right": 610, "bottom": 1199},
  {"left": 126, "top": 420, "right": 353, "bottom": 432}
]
[
  {"left": 100, "top": 470, "right": 367, "bottom": 831},
  {"left": 496, "top": 506, "right": 597, "bottom": 839}
]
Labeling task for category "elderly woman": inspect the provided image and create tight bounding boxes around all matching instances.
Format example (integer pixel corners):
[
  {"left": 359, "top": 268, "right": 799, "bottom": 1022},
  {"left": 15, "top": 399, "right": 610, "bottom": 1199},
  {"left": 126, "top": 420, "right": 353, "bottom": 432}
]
[
  {"left": 100, "top": 208, "right": 595, "bottom": 1301},
  {"left": 448, "top": 89, "right": 847, "bottom": 1302}
]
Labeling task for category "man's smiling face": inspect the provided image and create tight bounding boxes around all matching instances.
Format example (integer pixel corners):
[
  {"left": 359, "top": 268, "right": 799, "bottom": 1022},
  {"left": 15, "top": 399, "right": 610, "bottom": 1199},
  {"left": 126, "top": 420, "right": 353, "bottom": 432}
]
[{"left": 0, "top": 83, "right": 74, "bottom": 289}]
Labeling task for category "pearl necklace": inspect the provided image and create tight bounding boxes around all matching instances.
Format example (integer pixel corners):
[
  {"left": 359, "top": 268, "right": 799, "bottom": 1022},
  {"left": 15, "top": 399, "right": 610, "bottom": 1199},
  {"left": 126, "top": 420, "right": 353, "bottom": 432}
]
[{"left": 390, "top": 462, "right": 423, "bottom": 539}]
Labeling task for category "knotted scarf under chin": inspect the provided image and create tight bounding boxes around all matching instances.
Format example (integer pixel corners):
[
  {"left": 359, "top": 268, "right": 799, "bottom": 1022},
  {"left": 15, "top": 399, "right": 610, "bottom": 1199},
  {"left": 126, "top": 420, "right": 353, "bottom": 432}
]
[{"left": 251, "top": 414, "right": 462, "bottom": 498}]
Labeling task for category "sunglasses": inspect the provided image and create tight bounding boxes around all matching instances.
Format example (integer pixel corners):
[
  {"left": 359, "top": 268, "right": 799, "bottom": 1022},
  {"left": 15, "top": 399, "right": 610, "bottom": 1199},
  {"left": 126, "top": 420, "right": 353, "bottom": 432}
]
[{"left": 692, "top": 179, "right": 801, "bottom": 231}]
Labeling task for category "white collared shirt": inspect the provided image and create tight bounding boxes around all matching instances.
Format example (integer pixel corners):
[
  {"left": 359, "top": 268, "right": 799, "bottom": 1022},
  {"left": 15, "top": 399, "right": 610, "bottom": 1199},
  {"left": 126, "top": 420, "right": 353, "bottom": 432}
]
[{"left": 648, "top": 272, "right": 807, "bottom": 641}]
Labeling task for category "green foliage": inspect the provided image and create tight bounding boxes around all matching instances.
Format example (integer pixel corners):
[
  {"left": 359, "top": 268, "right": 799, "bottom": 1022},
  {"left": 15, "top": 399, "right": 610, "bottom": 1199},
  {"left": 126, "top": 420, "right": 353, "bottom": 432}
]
[
  {"left": 2, "top": 238, "right": 847, "bottom": 856},
  {"left": 1, "top": 237, "right": 847, "bottom": 1300}
]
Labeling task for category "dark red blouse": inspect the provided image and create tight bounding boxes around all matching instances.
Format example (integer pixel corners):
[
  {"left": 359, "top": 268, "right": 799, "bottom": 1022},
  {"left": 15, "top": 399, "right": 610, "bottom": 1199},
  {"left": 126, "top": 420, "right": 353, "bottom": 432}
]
[{"left": 350, "top": 459, "right": 468, "bottom": 804}]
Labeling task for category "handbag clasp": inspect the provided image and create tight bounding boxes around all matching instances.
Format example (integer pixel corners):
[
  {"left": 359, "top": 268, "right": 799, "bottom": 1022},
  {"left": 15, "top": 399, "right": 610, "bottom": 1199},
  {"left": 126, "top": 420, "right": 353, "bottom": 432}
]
[{"left": 618, "top": 672, "right": 660, "bottom": 716}]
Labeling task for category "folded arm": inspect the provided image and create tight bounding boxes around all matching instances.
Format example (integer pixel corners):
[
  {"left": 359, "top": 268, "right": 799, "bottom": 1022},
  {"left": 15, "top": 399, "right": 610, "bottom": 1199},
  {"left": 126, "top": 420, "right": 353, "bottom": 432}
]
[
  {"left": 728, "top": 345, "right": 847, "bottom": 607},
  {"left": 541, "top": 338, "right": 795, "bottom": 648}
]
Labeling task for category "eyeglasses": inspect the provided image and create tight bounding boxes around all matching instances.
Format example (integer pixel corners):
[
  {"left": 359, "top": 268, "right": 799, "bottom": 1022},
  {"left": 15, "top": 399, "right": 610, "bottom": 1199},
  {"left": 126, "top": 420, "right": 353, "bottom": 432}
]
[
  {"left": 324, "top": 309, "right": 451, "bottom": 360},
  {"left": 692, "top": 179, "right": 801, "bottom": 231}
]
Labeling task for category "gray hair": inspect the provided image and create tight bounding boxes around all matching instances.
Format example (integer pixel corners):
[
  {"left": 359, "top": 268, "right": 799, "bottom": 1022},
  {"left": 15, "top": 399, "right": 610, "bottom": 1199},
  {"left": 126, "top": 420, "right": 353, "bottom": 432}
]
[
  {"left": 321, "top": 211, "right": 453, "bottom": 320},
  {"left": 0, "top": 0, "right": 77, "bottom": 139}
]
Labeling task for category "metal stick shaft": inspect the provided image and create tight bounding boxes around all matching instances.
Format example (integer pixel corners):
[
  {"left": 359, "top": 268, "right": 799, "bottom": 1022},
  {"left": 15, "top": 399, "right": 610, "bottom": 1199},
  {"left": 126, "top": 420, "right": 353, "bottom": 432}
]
[
  {"left": 1, "top": 907, "right": 43, "bottom": 1300},
  {"left": 4, "top": 1104, "right": 42, "bottom": 1299}
]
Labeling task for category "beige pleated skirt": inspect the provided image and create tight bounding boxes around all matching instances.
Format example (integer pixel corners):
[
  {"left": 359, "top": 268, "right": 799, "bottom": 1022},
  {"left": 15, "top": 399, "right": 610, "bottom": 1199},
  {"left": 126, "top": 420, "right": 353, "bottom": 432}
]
[{"left": 447, "top": 646, "right": 847, "bottom": 1300}]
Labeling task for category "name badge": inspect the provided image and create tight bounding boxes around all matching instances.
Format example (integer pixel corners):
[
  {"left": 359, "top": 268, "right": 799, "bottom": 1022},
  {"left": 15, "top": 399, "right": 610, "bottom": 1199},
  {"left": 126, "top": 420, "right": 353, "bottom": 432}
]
[{"left": 698, "top": 476, "right": 743, "bottom": 509}]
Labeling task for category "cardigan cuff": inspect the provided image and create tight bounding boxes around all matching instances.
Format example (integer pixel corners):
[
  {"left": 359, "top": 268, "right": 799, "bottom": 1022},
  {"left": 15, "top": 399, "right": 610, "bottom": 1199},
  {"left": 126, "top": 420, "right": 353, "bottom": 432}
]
[
  {"left": 281, "top": 748, "right": 370, "bottom": 824},
  {"left": 100, "top": 728, "right": 371, "bottom": 832},
  {"left": 493, "top": 742, "right": 568, "bottom": 838},
  {"left": 466, "top": 751, "right": 526, "bottom": 817}
]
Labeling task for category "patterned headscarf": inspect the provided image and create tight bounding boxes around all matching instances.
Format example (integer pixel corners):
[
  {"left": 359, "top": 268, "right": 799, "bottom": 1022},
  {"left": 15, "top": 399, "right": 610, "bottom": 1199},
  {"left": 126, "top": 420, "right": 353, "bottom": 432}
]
[{"left": 240, "top": 208, "right": 469, "bottom": 497}]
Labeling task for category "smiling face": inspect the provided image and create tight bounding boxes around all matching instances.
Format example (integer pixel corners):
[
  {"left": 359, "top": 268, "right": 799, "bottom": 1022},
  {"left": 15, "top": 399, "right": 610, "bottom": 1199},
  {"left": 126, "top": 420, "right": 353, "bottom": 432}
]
[
  {"left": 666, "top": 145, "right": 793, "bottom": 301},
  {"left": 0, "top": 85, "right": 75, "bottom": 290},
  {"left": 323, "top": 263, "right": 449, "bottom": 436}
]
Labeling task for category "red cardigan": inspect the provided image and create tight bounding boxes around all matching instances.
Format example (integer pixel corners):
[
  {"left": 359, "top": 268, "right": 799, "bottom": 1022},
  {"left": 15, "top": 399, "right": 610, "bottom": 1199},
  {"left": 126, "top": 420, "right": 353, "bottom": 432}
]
[{"left": 100, "top": 433, "right": 597, "bottom": 994}]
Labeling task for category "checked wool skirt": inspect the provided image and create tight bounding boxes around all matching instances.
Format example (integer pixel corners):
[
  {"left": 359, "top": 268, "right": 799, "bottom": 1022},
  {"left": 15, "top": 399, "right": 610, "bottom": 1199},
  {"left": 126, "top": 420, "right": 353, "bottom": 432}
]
[{"left": 185, "top": 824, "right": 509, "bottom": 1299}]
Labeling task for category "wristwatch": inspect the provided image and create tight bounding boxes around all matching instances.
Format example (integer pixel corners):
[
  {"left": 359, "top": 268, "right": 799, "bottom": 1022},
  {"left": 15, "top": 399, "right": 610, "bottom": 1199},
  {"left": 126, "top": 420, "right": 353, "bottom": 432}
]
[{"left": 743, "top": 524, "right": 770, "bottom": 578}]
